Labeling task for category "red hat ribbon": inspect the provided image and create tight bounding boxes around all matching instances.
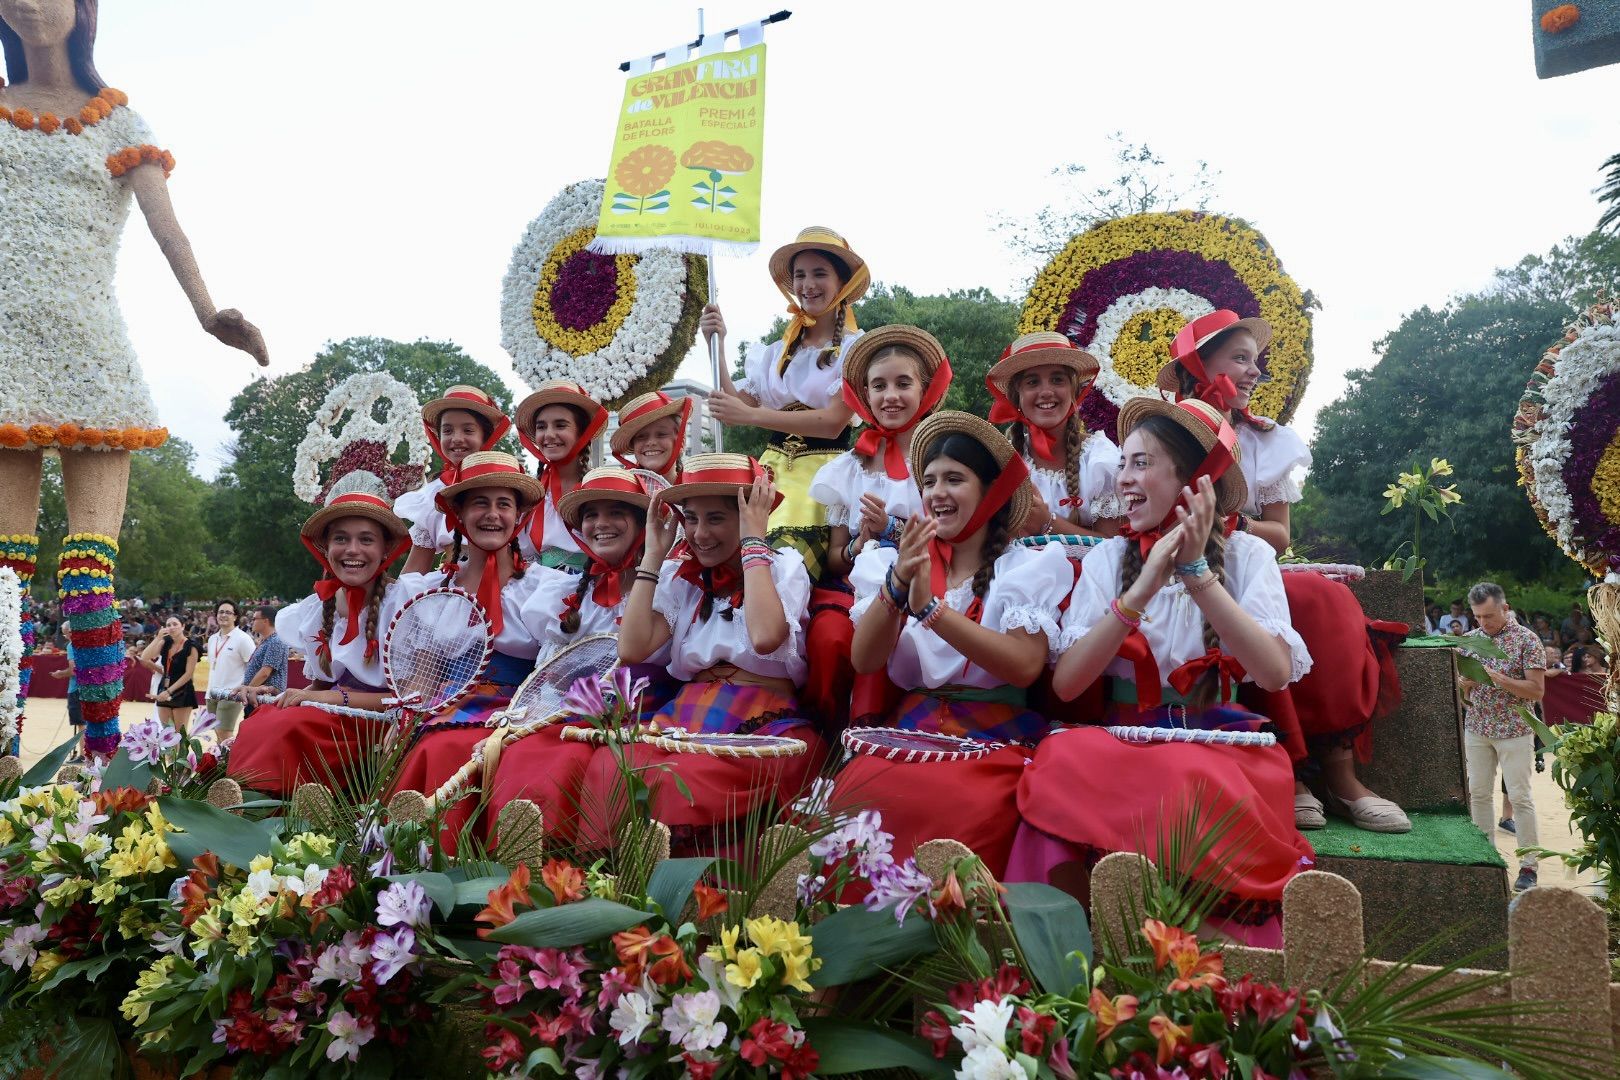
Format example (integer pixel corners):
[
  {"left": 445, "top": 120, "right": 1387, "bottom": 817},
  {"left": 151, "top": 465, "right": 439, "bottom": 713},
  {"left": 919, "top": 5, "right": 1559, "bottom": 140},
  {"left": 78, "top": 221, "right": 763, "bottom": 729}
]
[
  {"left": 302, "top": 498, "right": 410, "bottom": 648},
  {"left": 844, "top": 354, "right": 954, "bottom": 480},
  {"left": 985, "top": 340, "right": 1090, "bottom": 460},
  {"left": 611, "top": 394, "right": 692, "bottom": 476},
  {"left": 1170, "top": 312, "right": 1269, "bottom": 427},
  {"left": 926, "top": 453, "right": 1029, "bottom": 624}
]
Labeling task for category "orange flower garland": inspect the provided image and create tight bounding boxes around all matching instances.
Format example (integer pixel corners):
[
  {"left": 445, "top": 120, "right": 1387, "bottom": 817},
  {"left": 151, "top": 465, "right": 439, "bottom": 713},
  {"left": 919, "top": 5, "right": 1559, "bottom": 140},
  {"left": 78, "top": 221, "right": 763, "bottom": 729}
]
[
  {"left": 0, "top": 423, "right": 167, "bottom": 452},
  {"left": 0, "top": 86, "right": 129, "bottom": 135},
  {"left": 1541, "top": 4, "right": 1580, "bottom": 33},
  {"left": 105, "top": 144, "right": 176, "bottom": 179}
]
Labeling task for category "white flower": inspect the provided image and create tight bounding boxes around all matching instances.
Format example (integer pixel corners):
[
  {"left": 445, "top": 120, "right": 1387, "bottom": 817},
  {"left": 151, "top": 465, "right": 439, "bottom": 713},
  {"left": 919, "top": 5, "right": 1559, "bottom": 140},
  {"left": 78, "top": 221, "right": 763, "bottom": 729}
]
[
  {"left": 374, "top": 879, "right": 432, "bottom": 930},
  {"left": 367, "top": 926, "right": 416, "bottom": 985},
  {"left": 660, "top": 989, "right": 727, "bottom": 1053},
  {"left": 292, "top": 372, "right": 429, "bottom": 504},
  {"left": 956, "top": 1043, "right": 1025, "bottom": 1080},
  {"left": 0, "top": 570, "right": 21, "bottom": 745},
  {"left": 609, "top": 989, "right": 658, "bottom": 1047},
  {"left": 951, "top": 996, "right": 1016, "bottom": 1055},
  {"left": 1085, "top": 286, "right": 1215, "bottom": 406},
  {"left": 311, "top": 942, "right": 363, "bottom": 986},
  {"left": 324, "top": 1009, "right": 375, "bottom": 1062},
  {"left": 0, "top": 924, "right": 47, "bottom": 970},
  {"left": 696, "top": 954, "right": 744, "bottom": 1016}
]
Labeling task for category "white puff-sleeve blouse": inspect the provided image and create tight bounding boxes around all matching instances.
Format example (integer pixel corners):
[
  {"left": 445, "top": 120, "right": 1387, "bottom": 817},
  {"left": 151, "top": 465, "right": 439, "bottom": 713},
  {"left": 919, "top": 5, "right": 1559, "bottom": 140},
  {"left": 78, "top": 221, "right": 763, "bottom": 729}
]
[
  {"left": 1056, "top": 532, "right": 1312, "bottom": 686},
  {"left": 735, "top": 332, "right": 864, "bottom": 411},
  {"left": 275, "top": 580, "right": 412, "bottom": 689},
  {"left": 1237, "top": 422, "right": 1311, "bottom": 516},
  {"left": 808, "top": 450, "right": 922, "bottom": 529},
  {"left": 1022, "top": 429, "right": 1124, "bottom": 527},
  {"left": 850, "top": 542, "right": 1070, "bottom": 690},
  {"left": 650, "top": 548, "right": 812, "bottom": 683},
  {"left": 394, "top": 478, "right": 453, "bottom": 553},
  {"left": 396, "top": 569, "right": 546, "bottom": 661}
]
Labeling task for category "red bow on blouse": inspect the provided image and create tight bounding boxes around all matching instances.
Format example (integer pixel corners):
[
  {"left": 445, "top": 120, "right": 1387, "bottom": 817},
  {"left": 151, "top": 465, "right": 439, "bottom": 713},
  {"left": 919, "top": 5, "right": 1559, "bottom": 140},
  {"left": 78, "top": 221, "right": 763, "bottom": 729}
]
[
  {"left": 580, "top": 531, "right": 645, "bottom": 609},
  {"left": 986, "top": 373, "right": 1090, "bottom": 461},
  {"left": 925, "top": 455, "right": 1030, "bottom": 625},
  {"left": 676, "top": 555, "right": 743, "bottom": 619},
  {"left": 844, "top": 355, "right": 955, "bottom": 480},
  {"left": 1168, "top": 648, "right": 1247, "bottom": 701}
]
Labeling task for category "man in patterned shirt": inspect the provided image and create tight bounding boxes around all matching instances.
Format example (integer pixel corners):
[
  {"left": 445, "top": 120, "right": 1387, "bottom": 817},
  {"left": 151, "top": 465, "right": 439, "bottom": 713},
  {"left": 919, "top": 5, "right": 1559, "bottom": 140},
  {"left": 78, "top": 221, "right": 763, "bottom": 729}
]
[
  {"left": 1458, "top": 582, "right": 1546, "bottom": 892},
  {"left": 240, "top": 605, "right": 289, "bottom": 715}
]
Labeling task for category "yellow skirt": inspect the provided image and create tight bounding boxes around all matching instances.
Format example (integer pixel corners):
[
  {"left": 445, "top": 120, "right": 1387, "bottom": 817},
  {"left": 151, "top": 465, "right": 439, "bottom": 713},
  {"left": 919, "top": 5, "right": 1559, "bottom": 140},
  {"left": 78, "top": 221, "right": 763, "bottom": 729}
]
[{"left": 761, "top": 443, "right": 839, "bottom": 583}]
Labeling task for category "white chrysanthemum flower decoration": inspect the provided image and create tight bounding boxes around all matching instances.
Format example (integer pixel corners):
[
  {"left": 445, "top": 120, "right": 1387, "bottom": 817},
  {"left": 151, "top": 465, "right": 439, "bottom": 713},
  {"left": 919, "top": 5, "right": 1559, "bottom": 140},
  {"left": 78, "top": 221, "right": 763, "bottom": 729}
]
[
  {"left": 292, "top": 374, "right": 428, "bottom": 504},
  {"left": 0, "top": 568, "right": 21, "bottom": 746}
]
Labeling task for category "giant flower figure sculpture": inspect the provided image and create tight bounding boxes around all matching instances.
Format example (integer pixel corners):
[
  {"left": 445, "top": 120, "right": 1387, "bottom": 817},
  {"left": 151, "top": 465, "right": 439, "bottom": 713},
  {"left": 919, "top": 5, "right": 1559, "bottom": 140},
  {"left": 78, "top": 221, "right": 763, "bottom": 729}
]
[
  {"left": 1018, "top": 211, "right": 1317, "bottom": 435},
  {"left": 292, "top": 373, "right": 429, "bottom": 505},
  {"left": 500, "top": 179, "right": 708, "bottom": 407}
]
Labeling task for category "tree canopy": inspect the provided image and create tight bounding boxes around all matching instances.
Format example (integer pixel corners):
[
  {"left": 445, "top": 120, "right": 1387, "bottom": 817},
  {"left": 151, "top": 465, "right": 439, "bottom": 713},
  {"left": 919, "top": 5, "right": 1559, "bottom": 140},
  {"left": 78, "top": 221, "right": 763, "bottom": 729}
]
[
  {"left": 1298, "top": 231, "right": 1620, "bottom": 583},
  {"left": 208, "top": 337, "right": 516, "bottom": 600}
]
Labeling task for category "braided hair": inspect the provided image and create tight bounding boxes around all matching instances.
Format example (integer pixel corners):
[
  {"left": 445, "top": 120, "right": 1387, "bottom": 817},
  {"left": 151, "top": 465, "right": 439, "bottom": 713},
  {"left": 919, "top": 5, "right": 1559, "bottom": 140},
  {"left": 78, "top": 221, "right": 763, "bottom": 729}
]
[
  {"left": 444, "top": 491, "right": 528, "bottom": 581},
  {"left": 315, "top": 575, "right": 395, "bottom": 678},
  {"left": 696, "top": 565, "right": 738, "bottom": 623},
  {"left": 1118, "top": 414, "right": 1232, "bottom": 707},
  {"left": 1006, "top": 368, "right": 1087, "bottom": 525},
  {"left": 920, "top": 432, "right": 1015, "bottom": 608},
  {"left": 560, "top": 503, "right": 648, "bottom": 634}
]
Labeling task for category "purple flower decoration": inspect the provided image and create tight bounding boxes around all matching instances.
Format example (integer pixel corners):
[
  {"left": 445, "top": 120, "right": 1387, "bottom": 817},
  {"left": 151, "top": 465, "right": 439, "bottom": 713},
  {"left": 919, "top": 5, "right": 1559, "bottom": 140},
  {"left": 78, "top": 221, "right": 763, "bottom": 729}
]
[
  {"left": 562, "top": 674, "right": 609, "bottom": 721},
  {"left": 367, "top": 926, "right": 417, "bottom": 985},
  {"left": 121, "top": 717, "right": 180, "bottom": 765},
  {"left": 375, "top": 879, "right": 432, "bottom": 931},
  {"left": 863, "top": 856, "right": 935, "bottom": 926},
  {"left": 551, "top": 249, "right": 623, "bottom": 332}
]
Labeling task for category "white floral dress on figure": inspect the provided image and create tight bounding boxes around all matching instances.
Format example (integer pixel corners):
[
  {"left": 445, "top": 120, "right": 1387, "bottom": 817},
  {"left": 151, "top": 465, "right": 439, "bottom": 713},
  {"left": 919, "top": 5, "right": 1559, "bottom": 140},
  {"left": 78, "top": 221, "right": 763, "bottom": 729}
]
[
  {"left": 1236, "top": 422, "right": 1311, "bottom": 516},
  {"left": 0, "top": 97, "right": 169, "bottom": 444},
  {"left": 1022, "top": 430, "right": 1125, "bottom": 528},
  {"left": 394, "top": 478, "right": 452, "bottom": 553}
]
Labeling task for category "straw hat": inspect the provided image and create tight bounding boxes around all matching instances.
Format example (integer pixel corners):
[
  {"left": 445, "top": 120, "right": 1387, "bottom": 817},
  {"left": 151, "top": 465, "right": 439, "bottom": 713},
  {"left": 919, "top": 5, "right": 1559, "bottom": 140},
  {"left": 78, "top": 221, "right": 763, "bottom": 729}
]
[
  {"left": 987, "top": 331, "right": 1100, "bottom": 402},
  {"left": 1155, "top": 310, "right": 1273, "bottom": 396},
  {"left": 662, "top": 453, "right": 783, "bottom": 510},
  {"left": 558, "top": 466, "right": 654, "bottom": 528},
  {"left": 514, "top": 379, "right": 610, "bottom": 441},
  {"left": 608, "top": 391, "right": 691, "bottom": 458},
  {"left": 908, "top": 411, "right": 1035, "bottom": 533},
  {"left": 841, "top": 324, "right": 948, "bottom": 391},
  {"left": 1116, "top": 397, "right": 1249, "bottom": 517},
  {"left": 301, "top": 488, "right": 409, "bottom": 544},
  {"left": 435, "top": 451, "right": 544, "bottom": 513},
  {"left": 767, "top": 226, "right": 870, "bottom": 303},
  {"left": 422, "top": 384, "right": 508, "bottom": 432}
]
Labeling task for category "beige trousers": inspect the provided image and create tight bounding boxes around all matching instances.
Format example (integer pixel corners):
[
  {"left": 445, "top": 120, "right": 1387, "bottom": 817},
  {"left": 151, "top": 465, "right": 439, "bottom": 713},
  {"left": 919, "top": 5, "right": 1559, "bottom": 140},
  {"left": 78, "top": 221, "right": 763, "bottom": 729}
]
[{"left": 1464, "top": 731, "right": 1538, "bottom": 869}]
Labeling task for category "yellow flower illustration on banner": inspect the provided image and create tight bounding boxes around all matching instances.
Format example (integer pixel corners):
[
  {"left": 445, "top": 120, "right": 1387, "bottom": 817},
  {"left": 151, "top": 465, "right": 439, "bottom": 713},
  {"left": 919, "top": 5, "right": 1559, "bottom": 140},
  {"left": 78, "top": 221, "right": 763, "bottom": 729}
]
[{"left": 612, "top": 144, "right": 677, "bottom": 215}]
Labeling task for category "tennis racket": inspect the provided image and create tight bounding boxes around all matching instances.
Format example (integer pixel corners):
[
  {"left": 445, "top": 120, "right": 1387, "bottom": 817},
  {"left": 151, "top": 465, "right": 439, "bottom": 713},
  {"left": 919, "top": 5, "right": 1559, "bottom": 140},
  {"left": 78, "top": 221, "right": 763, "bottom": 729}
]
[
  {"left": 1278, "top": 563, "right": 1366, "bottom": 583},
  {"left": 630, "top": 468, "right": 671, "bottom": 496},
  {"left": 840, "top": 726, "right": 1000, "bottom": 764},
  {"left": 634, "top": 729, "right": 805, "bottom": 758},
  {"left": 1104, "top": 725, "right": 1278, "bottom": 748},
  {"left": 427, "top": 633, "right": 620, "bottom": 808},
  {"left": 311, "top": 585, "right": 493, "bottom": 724}
]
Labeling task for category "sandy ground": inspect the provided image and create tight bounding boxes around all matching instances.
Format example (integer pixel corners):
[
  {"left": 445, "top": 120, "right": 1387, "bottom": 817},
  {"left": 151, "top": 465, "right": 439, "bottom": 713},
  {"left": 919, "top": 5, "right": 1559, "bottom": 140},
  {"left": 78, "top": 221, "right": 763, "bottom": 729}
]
[{"left": 13, "top": 698, "right": 1609, "bottom": 902}]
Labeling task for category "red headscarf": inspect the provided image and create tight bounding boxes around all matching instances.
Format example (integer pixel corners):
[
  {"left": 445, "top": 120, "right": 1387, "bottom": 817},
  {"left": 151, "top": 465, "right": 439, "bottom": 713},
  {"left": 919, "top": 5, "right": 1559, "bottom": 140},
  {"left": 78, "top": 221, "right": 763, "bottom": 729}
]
[
  {"left": 844, "top": 355, "right": 954, "bottom": 480},
  {"left": 1169, "top": 313, "right": 1273, "bottom": 430}
]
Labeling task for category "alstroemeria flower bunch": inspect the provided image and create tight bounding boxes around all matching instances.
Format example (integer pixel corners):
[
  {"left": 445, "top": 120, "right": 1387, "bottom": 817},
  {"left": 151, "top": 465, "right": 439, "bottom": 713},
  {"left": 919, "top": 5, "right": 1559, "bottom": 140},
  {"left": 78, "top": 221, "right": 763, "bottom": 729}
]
[
  {"left": 119, "top": 830, "right": 443, "bottom": 1076},
  {"left": 119, "top": 712, "right": 230, "bottom": 799}
]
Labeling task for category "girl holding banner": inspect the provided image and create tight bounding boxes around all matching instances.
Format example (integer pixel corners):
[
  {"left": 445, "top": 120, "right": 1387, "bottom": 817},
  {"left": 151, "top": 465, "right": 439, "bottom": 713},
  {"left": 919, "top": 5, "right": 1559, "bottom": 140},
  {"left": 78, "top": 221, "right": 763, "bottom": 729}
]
[{"left": 700, "top": 227, "right": 867, "bottom": 581}]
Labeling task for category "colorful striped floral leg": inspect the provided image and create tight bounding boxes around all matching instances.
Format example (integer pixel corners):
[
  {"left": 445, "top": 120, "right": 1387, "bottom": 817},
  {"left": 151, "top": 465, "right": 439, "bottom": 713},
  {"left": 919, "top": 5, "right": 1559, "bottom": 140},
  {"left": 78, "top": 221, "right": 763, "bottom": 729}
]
[
  {"left": 0, "top": 534, "right": 38, "bottom": 756},
  {"left": 57, "top": 534, "right": 125, "bottom": 759}
]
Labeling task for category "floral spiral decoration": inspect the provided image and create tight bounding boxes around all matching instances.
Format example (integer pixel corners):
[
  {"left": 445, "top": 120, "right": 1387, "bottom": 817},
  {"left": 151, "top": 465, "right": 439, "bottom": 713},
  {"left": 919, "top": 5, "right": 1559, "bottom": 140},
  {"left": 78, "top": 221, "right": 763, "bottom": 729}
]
[
  {"left": 293, "top": 373, "right": 429, "bottom": 505},
  {"left": 1513, "top": 300, "right": 1620, "bottom": 583},
  {"left": 1018, "top": 211, "right": 1318, "bottom": 433},
  {"left": 0, "top": 567, "right": 21, "bottom": 746},
  {"left": 500, "top": 179, "right": 708, "bottom": 407}
]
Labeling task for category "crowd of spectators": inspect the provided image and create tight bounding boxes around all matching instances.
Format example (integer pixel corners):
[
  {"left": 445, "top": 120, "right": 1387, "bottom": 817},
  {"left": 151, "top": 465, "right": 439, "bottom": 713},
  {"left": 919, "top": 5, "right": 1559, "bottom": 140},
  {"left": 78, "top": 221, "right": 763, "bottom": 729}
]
[{"left": 1425, "top": 598, "right": 1605, "bottom": 674}]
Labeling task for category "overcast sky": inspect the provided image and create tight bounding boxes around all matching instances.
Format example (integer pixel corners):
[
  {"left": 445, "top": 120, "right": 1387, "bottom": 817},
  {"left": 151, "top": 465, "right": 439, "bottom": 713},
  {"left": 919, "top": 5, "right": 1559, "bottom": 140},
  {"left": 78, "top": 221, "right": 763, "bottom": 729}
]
[{"left": 80, "top": 0, "right": 1620, "bottom": 477}]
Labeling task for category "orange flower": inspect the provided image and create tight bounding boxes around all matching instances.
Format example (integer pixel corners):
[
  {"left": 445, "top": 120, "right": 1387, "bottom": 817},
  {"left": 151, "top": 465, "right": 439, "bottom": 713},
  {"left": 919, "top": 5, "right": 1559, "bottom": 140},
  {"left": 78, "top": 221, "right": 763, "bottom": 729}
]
[
  {"left": 692, "top": 882, "right": 728, "bottom": 920},
  {"left": 1149, "top": 1014, "right": 1190, "bottom": 1065},
  {"left": 1541, "top": 4, "right": 1580, "bottom": 33},
  {"left": 0, "top": 107, "right": 10, "bottom": 123},
  {"left": 146, "top": 428, "right": 169, "bottom": 448},
  {"left": 55, "top": 423, "right": 80, "bottom": 448},
  {"left": 612, "top": 925, "right": 656, "bottom": 983},
  {"left": 475, "top": 863, "right": 533, "bottom": 938},
  {"left": 178, "top": 853, "right": 221, "bottom": 928},
  {"left": 540, "top": 858, "right": 586, "bottom": 905},
  {"left": 1141, "top": 918, "right": 1193, "bottom": 971},
  {"left": 91, "top": 785, "right": 150, "bottom": 815},
  {"left": 12, "top": 108, "right": 33, "bottom": 131},
  {"left": 78, "top": 104, "right": 99, "bottom": 124},
  {"left": 79, "top": 428, "right": 104, "bottom": 447},
  {"left": 931, "top": 867, "right": 967, "bottom": 920},
  {"left": 1089, "top": 989, "right": 1139, "bottom": 1040},
  {"left": 0, "top": 425, "right": 27, "bottom": 449},
  {"left": 647, "top": 933, "right": 693, "bottom": 985},
  {"left": 612, "top": 927, "right": 692, "bottom": 986},
  {"left": 614, "top": 144, "right": 678, "bottom": 198},
  {"left": 27, "top": 424, "right": 55, "bottom": 447},
  {"left": 64, "top": 117, "right": 83, "bottom": 135},
  {"left": 104, "top": 87, "right": 129, "bottom": 106},
  {"left": 121, "top": 427, "right": 147, "bottom": 448},
  {"left": 38, "top": 113, "right": 59, "bottom": 134},
  {"left": 1166, "top": 934, "right": 1225, "bottom": 993}
]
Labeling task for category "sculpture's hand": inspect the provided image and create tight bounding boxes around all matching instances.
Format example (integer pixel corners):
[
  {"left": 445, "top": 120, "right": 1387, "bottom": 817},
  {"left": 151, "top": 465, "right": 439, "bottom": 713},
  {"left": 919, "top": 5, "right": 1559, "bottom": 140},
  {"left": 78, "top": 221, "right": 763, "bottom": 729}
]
[{"left": 204, "top": 309, "right": 269, "bottom": 367}]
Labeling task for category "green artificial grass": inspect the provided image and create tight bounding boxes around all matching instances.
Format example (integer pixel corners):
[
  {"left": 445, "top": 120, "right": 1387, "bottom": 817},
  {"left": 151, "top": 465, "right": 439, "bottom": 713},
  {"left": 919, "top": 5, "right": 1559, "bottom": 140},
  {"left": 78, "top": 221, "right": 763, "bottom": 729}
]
[{"left": 1308, "top": 810, "right": 1506, "bottom": 869}]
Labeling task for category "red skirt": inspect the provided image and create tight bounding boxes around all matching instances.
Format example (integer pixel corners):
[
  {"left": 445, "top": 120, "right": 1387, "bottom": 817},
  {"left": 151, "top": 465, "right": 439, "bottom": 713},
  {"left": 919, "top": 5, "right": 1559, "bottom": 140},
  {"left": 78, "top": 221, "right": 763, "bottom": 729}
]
[
  {"left": 228, "top": 705, "right": 388, "bottom": 796},
  {"left": 832, "top": 743, "right": 1032, "bottom": 879},
  {"left": 1015, "top": 727, "right": 1313, "bottom": 906},
  {"left": 1245, "top": 571, "right": 1402, "bottom": 763},
  {"left": 485, "top": 724, "right": 597, "bottom": 848}
]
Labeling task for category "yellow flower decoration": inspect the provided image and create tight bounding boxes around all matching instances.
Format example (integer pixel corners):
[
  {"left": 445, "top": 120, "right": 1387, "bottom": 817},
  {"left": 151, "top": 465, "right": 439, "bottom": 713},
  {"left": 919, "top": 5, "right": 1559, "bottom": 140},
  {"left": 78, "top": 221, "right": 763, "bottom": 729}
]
[
  {"left": 531, "top": 226, "right": 639, "bottom": 356},
  {"left": 725, "top": 947, "right": 764, "bottom": 990},
  {"left": 706, "top": 923, "right": 741, "bottom": 963}
]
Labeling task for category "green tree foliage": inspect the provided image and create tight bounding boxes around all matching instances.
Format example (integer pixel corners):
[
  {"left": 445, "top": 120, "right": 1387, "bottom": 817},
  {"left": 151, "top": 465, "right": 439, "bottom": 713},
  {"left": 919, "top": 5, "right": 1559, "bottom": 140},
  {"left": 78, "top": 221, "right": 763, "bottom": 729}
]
[
  {"left": 1299, "top": 231, "right": 1620, "bottom": 583},
  {"left": 722, "top": 284, "right": 1020, "bottom": 459},
  {"left": 208, "top": 337, "right": 516, "bottom": 600}
]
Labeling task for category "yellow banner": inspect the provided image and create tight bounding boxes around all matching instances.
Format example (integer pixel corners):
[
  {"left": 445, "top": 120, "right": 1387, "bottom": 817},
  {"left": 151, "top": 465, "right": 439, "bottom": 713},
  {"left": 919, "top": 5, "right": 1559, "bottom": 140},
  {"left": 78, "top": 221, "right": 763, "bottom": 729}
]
[{"left": 594, "top": 44, "right": 766, "bottom": 253}]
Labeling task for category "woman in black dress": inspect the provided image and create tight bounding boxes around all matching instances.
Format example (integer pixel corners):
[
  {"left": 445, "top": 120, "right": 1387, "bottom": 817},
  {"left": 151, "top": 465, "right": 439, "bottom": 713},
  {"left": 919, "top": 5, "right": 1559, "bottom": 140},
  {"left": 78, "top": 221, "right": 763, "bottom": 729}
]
[{"left": 138, "top": 616, "right": 199, "bottom": 731}]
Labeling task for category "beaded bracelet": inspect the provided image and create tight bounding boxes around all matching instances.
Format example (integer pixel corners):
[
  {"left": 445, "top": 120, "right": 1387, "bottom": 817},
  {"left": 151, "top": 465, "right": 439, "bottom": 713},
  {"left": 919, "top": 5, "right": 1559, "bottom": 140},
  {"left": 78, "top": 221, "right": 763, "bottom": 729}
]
[
  {"left": 844, "top": 535, "right": 863, "bottom": 563},
  {"left": 916, "top": 597, "right": 947, "bottom": 629},
  {"left": 881, "top": 515, "right": 905, "bottom": 544},
  {"left": 878, "top": 584, "right": 900, "bottom": 611},
  {"left": 1174, "top": 556, "right": 1209, "bottom": 578},
  {"left": 1184, "top": 573, "right": 1220, "bottom": 597},
  {"left": 339, "top": 687, "right": 351, "bottom": 708},
  {"left": 740, "top": 535, "right": 768, "bottom": 549},
  {"left": 740, "top": 552, "right": 774, "bottom": 572},
  {"left": 1109, "top": 598, "right": 1142, "bottom": 630}
]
